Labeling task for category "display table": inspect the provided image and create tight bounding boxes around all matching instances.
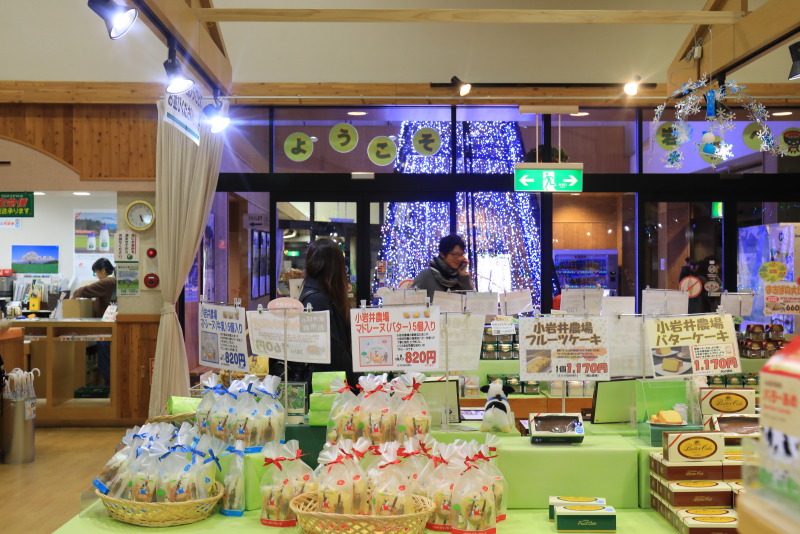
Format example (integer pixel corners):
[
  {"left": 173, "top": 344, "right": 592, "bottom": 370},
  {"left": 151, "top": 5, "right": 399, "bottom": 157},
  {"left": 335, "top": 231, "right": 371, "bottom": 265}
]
[{"left": 56, "top": 502, "right": 677, "bottom": 533}]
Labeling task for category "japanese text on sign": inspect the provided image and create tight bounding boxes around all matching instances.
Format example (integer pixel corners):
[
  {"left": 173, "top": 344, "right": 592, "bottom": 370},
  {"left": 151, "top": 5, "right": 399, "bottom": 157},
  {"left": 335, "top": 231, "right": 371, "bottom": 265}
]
[
  {"left": 761, "top": 358, "right": 800, "bottom": 437},
  {"left": 764, "top": 282, "right": 800, "bottom": 315},
  {"left": 246, "top": 309, "right": 331, "bottom": 365},
  {"left": 518, "top": 316, "right": 610, "bottom": 381},
  {"left": 645, "top": 313, "right": 740, "bottom": 378},
  {"left": 0, "top": 192, "right": 34, "bottom": 218},
  {"left": 199, "top": 302, "right": 248, "bottom": 372},
  {"left": 350, "top": 306, "right": 441, "bottom": 372}
]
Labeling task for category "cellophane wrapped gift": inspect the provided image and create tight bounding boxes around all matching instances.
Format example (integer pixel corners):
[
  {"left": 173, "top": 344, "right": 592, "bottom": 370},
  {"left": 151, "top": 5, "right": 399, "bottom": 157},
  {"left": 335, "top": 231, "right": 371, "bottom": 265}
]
[
  {"left": 260, "top": 440, "right": 316, "bottom": 527},
  {"left": 326, "top": 378, "right": 358, "bottom": 444},
  {"left": 392, "top": 373, "right": 431, "bottom": 439},
  {"left": 255, "top": 375, "right": 286, "bottom": 445},
  {"left": 470, "top": 443, "right": 507, "bottom": 522},
  {"left": 227, "top": 380, "right": 260, "bottom": 447},
  {"left": 221, "top": 440, "right": 246, "bottom": 516},
  {"left": 450, "top": 454, "right": 497, "bottom": 534},
  {"left": 421, "top": 442, "right": 469, "bottom": 531},
  {"left": 316, "top": 439, "right": 372, "bottom": 515},
  {"left": 208, "top": 387, "right": 236, "bottom": 442},
  {"left": 398, "top": 437, "right": 430, "bottom": 493},
  {"left": 368, "top": 443, "right": 415, "bottom": 516},
  {"left": 93, "top": 426, "right": 140, "bottom": 495},
  {"left": 196, "top": 371, "right": 223, "bottom": 435},
  {"left": 355, "top": 374, "right": 395, "bottom": 445}
]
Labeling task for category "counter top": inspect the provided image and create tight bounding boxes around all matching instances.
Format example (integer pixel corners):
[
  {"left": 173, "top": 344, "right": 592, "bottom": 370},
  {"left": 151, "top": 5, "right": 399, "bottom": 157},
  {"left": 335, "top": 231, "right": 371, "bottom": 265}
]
[{"left": 11, "top": 318, "right": 114, "bottom": 327}]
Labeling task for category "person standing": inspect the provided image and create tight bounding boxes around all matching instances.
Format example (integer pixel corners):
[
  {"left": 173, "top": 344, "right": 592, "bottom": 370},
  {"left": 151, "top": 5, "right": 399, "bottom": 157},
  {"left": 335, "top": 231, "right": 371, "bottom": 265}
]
[
  {"left": 72, "top": 257, "right": 116, "bottom": 387},
  {"left": 298, "top": 238, "right": 358, "bottom": 390},
  {"left": 413, "top": 234, "right": 474, "bottom": 299}
]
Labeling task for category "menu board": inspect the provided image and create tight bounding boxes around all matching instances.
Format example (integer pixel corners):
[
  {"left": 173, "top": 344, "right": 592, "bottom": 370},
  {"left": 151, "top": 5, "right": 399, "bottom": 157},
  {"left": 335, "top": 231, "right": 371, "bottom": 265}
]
[
  {"left": 440, "top": 312, "right": 485, "bottom": 371},
  {"left": 519, "top": 316, "right": 610, "bottom": 382},
  {"left": 645, "top": 313, "right": 740, "bottom": 378},
  {"left": 246, "top": 309, "right": 331, "bottom": 364},
  {"left": 350, "top": 305, "right": 441, "bottom": 372},
  {"left": 763, "top": 282, "right": 800, "bottom": 315},
  {"left": 199, "top": 302, "right": 248, "bottom": 371}
]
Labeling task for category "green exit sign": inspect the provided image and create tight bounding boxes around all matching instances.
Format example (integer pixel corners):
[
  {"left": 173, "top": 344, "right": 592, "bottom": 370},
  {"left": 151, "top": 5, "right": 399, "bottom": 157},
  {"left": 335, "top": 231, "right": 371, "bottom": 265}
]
[{"left": 513, "top": 163, "right": 584, "bottom": 193}]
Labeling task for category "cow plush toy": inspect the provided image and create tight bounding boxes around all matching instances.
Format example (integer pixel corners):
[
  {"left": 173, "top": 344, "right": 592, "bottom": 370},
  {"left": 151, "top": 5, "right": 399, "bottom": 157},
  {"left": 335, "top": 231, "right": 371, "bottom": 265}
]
[{"left": 480, "top": 379, "right": 515, "bottom": 433}]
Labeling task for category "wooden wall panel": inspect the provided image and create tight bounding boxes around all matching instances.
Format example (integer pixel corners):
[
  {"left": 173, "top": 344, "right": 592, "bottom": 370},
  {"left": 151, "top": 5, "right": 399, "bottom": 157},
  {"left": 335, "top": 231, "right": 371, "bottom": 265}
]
[
  {"left": 0, "top": 103, "right": 157, "bottom": 180},
  {"left": 117, "top": 316, "right": 160, "bottom": 424}
]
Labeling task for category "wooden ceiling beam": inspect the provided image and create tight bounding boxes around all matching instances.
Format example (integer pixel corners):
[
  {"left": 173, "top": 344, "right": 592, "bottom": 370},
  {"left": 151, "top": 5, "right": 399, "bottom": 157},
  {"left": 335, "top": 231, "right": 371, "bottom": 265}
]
[
  {"left": 3, "top": 81, "right": 799, "bottom": 106},
  {"left": 193, "top": 8, "right": 742, "bottom": 25},
  {"left": 667, "top": 0, "right": 800, "bottom": 93}
]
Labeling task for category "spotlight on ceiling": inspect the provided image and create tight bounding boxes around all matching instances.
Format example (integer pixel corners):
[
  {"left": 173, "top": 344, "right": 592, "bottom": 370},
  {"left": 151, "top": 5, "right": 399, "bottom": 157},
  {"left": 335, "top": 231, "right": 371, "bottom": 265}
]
[
  {"left": 789, "top": 42, "right": 800, "bottom": 81},
  {"left": 624, "top": 75, "right": 642, "bottom": 96},
  {"left": 203, "top": 90, "right": 230, "bottom": 133},
  {"left": 570, "top": 111, "right": 590, "bottom": 117},
  {"left": 773, "top": 111, "right": 793, "bottom": 117},
  {"left": 451, "top": 76, "right": 472, "bottom": 96},
  {"left": 347, "top": 111, "right": 367, "bottom": 116},
  {"left": 87, "top": 0, "right": 138, "bottom": 40},
  {"left": 163, "top": 40, "right": 194, "bottom": 95}
]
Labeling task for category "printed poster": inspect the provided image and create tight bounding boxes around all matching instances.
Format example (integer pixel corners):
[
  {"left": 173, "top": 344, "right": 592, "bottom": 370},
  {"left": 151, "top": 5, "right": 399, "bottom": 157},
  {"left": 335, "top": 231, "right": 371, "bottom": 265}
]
[
  {"left": 645, "top": 313, "right": 740, "bottom": 378},
  {"left": 11, "top": 244, "right": 59, "bottom": 274},
  {"left": 764, "top": 282, "right": 800, "bottom": 315},
  {"left": 199, "top": 302, "right": 248, "bottom": 371},
  {"left": 246, "top": 309, "right": 331, "bottom": 365},
  {"left": 351, "top": 305, "right": 441, "bottom": 372},
  {"left": 519, "top": 316, "right": 610, "bottom": 382},
  {"left": 74, "top": 210, "right": 117, "bottom": 254},
  {"left": 115, "top": 231, "right": 139, "bottom": 262},
  {"left": 115, "top": 262, "right": 140, "bottom": 297}
]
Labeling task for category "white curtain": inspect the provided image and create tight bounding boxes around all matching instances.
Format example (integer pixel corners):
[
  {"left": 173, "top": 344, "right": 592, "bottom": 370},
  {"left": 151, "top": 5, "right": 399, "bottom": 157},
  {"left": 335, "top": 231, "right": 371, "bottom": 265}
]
[{"left": 148, "top": 100, "right": 224, "bottom": 417}]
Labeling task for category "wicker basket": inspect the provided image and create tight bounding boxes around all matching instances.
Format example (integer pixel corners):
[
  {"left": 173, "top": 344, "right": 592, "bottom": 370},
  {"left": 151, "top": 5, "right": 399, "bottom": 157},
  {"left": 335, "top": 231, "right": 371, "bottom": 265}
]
[
  {"left": 96, "top": 482, "right": 224, "bottom": 527},
  {"left": 147, "top": 411, "right": 196, "bottom": 425},
  {"left": 290, "top": 492, "right": 434, "bottom": 534}
]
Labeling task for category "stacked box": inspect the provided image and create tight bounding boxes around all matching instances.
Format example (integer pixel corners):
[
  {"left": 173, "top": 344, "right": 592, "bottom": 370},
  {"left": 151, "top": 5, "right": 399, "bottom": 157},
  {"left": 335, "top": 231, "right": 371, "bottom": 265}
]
[
  {"left": 548, "top": 496, "right": 606, "bottom": 521},
  {"left": 554, "top": 505, "right": 616, "bottom": 533},
  {"left": 663, "top": 431, "right": 725, "bottom": 463}
]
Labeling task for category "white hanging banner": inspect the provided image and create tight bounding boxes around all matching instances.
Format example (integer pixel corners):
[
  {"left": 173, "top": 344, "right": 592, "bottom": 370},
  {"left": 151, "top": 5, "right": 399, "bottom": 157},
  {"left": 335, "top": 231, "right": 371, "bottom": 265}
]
[
  {"left": 499, "top": 290, "right": 533, "bottom": 316},
  {"left": 601, "top": 296, "right": 635, "bottom": 317},
  {"left": 441, "top": 312, "right": 485, "bottom": 371},
  {"left": 464, "top": 292, "right": 498, "bottom": 318},
  {"left": 350, "top": 305, "right": 441, "bottom": 372},
  {"left": 606, "top": 315, "right": 651, "bottom": 377},
  {"left": 642, "top": 289, "right": 689, "bottom": 316},
  {"left": 199, "top": 302, "right": 248, "bottom": 371},
  {"left": 645, "top": 313, "right": 741, "bottom": 378},
  {"left": 163, "top": 88, "right": 203, "bottom": 145},
  {"left": 433, "top": 291, "right": 464, "bottom": 313},
  {"left": 720, "top": 292, "right": 755, "bottom": 317},
  {"left": 246, "top": 309, "right": 331, "bottom": 365},
  {"left": 560, "top": 288, "right": 603, "bottom": 315},
  {"left": 519, "top": 315, "right": 610, "bottom": 382}
]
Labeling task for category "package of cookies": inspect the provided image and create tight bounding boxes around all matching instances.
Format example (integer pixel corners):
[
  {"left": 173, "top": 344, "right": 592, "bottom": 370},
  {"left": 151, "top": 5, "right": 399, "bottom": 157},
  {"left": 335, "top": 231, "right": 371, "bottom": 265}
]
[
  {"left": 196, "top": 371, "right": 223, "bottom": 435},
  {"left": 355, "top": 374, "right": 396, "bottom": 445},
  {"left": 157, "top": 450, "right": 196, "bottom": 503},
  {"left": 392, "top": 373, "right": 432, "bottom": 440},
  {"left": 208, "top": 388, "right": 235, "bottom": 442},
  {"left": 368, "top": 443, "right": 415, "bottom": 516},
  {"left": 450, "top": 462, "right": 497, "bottom": 534},
  {"left": 326, "top": 378, "right": 358, "bottom": 444},
  {"left": 397, "top": 437, "right": 429, "bottom": 493},
  {"left": 422, "top": 442, "right": 468, "bottom": 531},
  {"left": 260, "top": 440, "right": 316, "bottom": 527},
  {"left": 226, "top": 381, "right": 260, "bottom": 447},
  {"left": 470, "top": 444, "right": 508, "bottom": 522},
  {"left": 221, "top": 440, "right": 246, "bottom": 516},
  {"left": 255, "top": 375, "right": 287, "bottom": 445},
  {"left": 317, "top": 441, "right": 372, "bottom": 515},
  {"left": 93, "top": 425, "right": 140, "bottom": 495}
]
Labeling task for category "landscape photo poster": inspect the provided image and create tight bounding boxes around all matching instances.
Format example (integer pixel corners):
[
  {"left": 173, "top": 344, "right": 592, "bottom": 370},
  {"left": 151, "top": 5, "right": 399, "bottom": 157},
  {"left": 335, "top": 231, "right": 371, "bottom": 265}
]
[
  {"left": 11, "top": 244, "right": 59, "bottom": 274},
  {"left": 74, "top": 210, "right": 117, "bottom": 254}
]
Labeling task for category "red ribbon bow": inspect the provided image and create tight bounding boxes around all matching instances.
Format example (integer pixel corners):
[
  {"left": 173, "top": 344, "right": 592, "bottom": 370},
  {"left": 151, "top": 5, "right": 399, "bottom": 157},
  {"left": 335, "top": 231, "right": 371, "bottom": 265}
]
[
  {"left": 378, "top": 459, "right": 403, "bottom": 469},
  {"left": 418, "top": 441, "right": 433, "bottom": 458},
  {"left": 472, "top": 451, "right": 497, "bottom": 463},
  {"left": 432, "top": 454, "right": 448, "bottom": 468},
  {"left": 400, "top": 378, "right": 422, "bottom": 401},
  {"left": 325, "top": 453, "right": 347, "bottom": 473},
  {"left": 336, "top": 381, "right": 351, "bottom": 394},
  {"left": 362, "top": 384, "right": 385, "bottom": 398},
  {"left": 263, "top": 456, "right": 288, "bottom": 471}
]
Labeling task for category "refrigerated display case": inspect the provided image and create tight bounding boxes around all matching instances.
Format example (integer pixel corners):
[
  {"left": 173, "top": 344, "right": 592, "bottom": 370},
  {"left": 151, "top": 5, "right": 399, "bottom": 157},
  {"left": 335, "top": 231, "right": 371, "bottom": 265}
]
[{"left": 553, "top": 249, "right": 619, "bottom": 292}]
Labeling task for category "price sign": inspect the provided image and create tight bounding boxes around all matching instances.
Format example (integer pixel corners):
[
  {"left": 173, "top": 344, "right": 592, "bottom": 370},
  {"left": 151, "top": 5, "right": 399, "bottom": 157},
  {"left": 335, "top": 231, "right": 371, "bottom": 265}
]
[
  {"left": 199, "top": 302, "right": 248, "bottom": 371},
  {"left": 645, "top": 313, "right": 740, "bottom": 378},
  {"left": 350, "top": 305, "right": 441, "bottom": 372},
  {"left": 764, "top": 282, "right": 800, "bottom": 315},
  {"left": 761, "top": 350, "right": 800, "bottom": 438},
  {"left": 246, "top": 309, "right": 331, "bottom": 364},
  {"left": 518, "top": 316, "right": 610, "bottom": 381}
]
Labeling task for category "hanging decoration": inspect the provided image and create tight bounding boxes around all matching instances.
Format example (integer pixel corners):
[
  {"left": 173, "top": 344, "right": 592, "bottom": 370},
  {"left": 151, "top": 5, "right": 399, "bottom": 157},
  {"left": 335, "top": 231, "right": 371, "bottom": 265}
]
[{"left": 651, "top": 76, "right": 784, "bottom": 169}]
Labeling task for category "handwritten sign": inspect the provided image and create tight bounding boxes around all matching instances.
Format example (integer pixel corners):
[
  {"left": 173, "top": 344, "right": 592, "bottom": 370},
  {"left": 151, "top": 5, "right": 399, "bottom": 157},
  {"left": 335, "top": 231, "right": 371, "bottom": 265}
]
[
  {"left": 199, "top": 302, "right": 248, "bottom": 371},
  {"left": 247, "top": 309, "right": 331, "bottom": 365},
  {"left": 350, "top": 306, "right": 441, "bottom": 372},
  {"left": 645, "top": 313, "right": 740, "bottom": 378},
  {"left": 764, "top": 282, "right": 800, "bottom": 315},
  {"left": 519, "top": 316, "right": 610, "bottom": 382}
]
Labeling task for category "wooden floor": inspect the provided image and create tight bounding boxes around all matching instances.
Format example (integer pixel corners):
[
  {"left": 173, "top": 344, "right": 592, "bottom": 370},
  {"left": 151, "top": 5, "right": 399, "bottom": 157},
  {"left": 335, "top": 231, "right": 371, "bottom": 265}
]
[{"left": 0, "top": 427, "right": 122, "bottom": 534}]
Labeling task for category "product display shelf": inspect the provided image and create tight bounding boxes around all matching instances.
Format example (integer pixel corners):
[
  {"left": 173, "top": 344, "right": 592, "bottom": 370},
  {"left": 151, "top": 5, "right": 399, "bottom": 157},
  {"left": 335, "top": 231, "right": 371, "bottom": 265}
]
[
  {"left": 739, "top": 358, "right": 769, "bottom": 375},
  {"left": 57, "top": 501, "right": 677, "bottom": 533}
]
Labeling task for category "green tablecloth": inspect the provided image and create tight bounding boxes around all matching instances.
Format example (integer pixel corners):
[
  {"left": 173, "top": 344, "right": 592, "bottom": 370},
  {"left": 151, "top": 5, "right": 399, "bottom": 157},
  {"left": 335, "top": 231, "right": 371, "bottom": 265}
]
[
  {"left": 582, "top": 421, "right": 637, "bottom": 437},
  {"left": 56, "top": 502, "right": 677, "bottom": 533}
]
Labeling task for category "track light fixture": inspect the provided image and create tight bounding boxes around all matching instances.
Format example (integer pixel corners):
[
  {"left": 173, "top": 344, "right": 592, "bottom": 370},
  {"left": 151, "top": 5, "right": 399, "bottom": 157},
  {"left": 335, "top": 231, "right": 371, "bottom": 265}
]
[
  {"left": 163, "top": 40, "right": 194, "bottom": 95},
  {"left": 87, "top": 0, "right": 138, "bottom": 40},
  {"left": 203, "top": 89, "right": 230, "bottom": 133},
  {"left": 789, "top": 42, "right": 800, "bottom": 81},
  {"left": 623, "top": 75, "right": 642, "bottom": 96},
  {"left": 451, "top": 76, "right": 472, "bottom": 96}
]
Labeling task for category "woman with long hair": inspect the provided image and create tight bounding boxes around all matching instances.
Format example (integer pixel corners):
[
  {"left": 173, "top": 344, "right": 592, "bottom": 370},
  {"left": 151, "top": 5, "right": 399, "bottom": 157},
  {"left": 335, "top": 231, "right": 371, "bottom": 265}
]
[{"left": 299, "top": 238, "right": 358, "bottom": 390}]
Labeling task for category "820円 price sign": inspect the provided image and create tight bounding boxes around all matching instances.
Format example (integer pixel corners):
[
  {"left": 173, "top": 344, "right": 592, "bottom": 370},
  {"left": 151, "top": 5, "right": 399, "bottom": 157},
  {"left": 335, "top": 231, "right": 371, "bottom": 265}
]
[
  {"left": 350, "top": 306, "right": 441, "bottom": 372},
  {"left": 199, "top": 302, "right": 248, "bottom": 371}
]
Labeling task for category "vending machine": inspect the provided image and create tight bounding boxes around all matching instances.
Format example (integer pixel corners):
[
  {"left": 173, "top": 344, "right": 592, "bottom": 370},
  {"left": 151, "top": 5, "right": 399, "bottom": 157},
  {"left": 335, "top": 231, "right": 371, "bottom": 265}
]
[{"left": 553, "top": 249, "right": 619, "bottom": 293}]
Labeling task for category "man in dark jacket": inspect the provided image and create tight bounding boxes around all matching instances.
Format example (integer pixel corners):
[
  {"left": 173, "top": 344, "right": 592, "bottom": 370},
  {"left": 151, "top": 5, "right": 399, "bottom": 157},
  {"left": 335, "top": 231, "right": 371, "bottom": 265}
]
[{"left": 413, "top": 234, "right": 474, "bottom": 299}]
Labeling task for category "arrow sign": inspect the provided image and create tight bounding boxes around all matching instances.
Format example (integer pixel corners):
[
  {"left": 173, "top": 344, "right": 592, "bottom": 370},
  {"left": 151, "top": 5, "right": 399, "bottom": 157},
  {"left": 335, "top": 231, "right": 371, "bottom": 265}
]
[{"left": 513, "top": 163, "right": 584, "bottom": 193}]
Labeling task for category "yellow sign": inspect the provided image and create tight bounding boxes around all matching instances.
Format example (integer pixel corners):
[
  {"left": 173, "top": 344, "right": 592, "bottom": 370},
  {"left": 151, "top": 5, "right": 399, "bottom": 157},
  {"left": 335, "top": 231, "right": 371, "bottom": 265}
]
[
  {"left": 677, "top": 438, "right": 719, "bottom": 460},
  {"left": 329, "top": 123, "right": 359, "bottom": 154},
  {"left": 692, "top": 517, "right": 736, "bottom": 524},
  {"left": 367, "top": 136, "right": 397, "bottom": 166},
  {"left": 412, "top": 127, "right": 442, "bottom": 156},
  {"left": 563, "top": 505, "right": 606, "bottom": 512},
  {"left": 675, "top": 480, "right": 718, "bottom": 488},
  {"left": 656, "top": 122, "right": 680, "bottom": 150},
  {"left": 709, "top": 392, "right": 749, "bottom": 413},
  {"left": 685, "top": 509, "right": 730, "bottom": 516},
  {"left": 780, "top": 127, "right": 800, "bottom": 157},
  {"left": 759, "top": 261, "right": 788, "bottom": 282},
  {"left": 284, "top": 132, "right": 313, "bottom": 162},
  {"left": 743, "top": 122, "right": 762, "bottom": 151}
]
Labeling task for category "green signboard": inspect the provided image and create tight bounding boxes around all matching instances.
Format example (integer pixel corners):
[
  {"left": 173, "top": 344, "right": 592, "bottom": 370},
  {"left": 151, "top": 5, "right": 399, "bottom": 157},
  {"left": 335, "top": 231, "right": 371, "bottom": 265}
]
[
  {"left": 0, "top": 192, "right": 34, "bottom": 217},
  {"left": 711, "top": 201, "right": 724, "bottom": 219},
  {"left": 514, "top": 166, "right": 583, "bottom": 193}
]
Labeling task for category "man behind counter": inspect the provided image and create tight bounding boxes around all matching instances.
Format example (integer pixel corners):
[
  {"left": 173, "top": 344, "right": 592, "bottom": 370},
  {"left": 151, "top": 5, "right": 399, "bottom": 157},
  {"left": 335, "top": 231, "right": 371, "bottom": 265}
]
[{"left": 72, "top": 257, "right": 116, "bottom": 387}]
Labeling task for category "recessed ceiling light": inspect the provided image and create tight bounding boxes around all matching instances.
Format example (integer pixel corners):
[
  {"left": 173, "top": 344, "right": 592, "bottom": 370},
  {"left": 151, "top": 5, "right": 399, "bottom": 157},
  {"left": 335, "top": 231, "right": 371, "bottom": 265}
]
[
  {"left": 347, "top": 111, "right": 367, "bottom": 116},
  {"left": 773, "top": 111, "right": 793, "bottom": 116},
  {"left": 624, "top": 75, "right": 642, "bottom": 96},
  {"left": 624, "top": 225, "right": 631, "bottom": 232},
  {"left": 73, "top": 192, "right": 91, "bottom": 196},
  {"left": 570, "top": 112, "right": 590, "bottom": 117},
  {"left": 33, "top": 191, "right": 46, "bottom": 196}
]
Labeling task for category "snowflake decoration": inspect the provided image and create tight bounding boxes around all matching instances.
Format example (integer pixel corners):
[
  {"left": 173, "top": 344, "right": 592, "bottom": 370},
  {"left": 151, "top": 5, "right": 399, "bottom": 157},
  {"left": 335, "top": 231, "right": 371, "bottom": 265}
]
[
  {"left": 653, "top": 104, "right": 666, "bottom": 123},
  {"left": 715, "top": 141, "right": 735, "bottom": 162},
  {"left": 676, "top": 93, "right": 702, "bottom": 121},
  {"left": 713, "top": 107, "right": 736, "bottom": 131},
  {"left": 664, "top": 150, "right": 684, "bottom": 169},
  {"left": 673, "top": 122, "right": 692, "bottom": 145},
  {"left": 744, "top": 100, "right": 769, "bottom": 123},
  {"left": 757, "top": 127, "right": 779, "bottom": 153},
  {"left": 722, "top": 80, "right": 744, "bottom": 96}
]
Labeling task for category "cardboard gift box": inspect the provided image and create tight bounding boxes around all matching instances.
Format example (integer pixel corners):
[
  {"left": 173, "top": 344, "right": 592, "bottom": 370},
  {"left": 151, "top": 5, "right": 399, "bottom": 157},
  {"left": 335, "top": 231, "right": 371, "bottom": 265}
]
[
  {"left": 722, "top": 453, "right": 743, "bottom": 480},
  {"left": 554, "top": 504, "right": 616, "bottom": 533},
  {"left": 548, "top": 496, "right": 605, "bottom": 521},
  {"left": 663, "top": 431, "right": 725, "bottom": 462},
  {"left": 658, "top": 458, "right": 724, "bottom": 481},
  {"left": 681, "top": 514, "right": 738, "bottom": 533},
  {"left": 700, "top": 388, "right": 757, "bottom": 415},
  {"left": 662, "top": 481, "right": 732, "bottom": 508}
]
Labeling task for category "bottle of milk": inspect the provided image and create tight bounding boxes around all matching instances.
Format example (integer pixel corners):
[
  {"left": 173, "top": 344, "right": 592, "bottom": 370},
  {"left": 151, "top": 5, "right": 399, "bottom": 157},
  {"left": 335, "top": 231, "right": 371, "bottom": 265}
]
[
  {"left": 99, "top": 225, "right": 110, "bottom": 252},
  {"left": 87, "top": 231, "right": 97, "bottom": 251}
]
